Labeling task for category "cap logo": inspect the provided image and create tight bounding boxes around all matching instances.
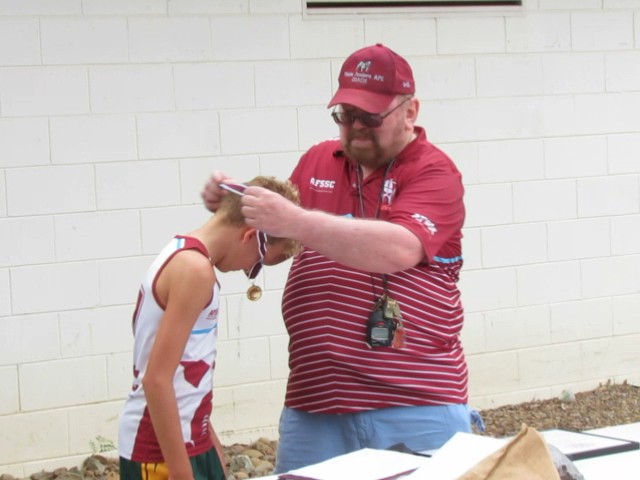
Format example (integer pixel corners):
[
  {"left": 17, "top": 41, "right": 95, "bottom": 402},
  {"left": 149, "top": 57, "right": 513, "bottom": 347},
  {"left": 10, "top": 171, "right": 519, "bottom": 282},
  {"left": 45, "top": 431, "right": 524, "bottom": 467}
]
[{"left": 356, "top": 60, "right": 371, "bottom": 73}]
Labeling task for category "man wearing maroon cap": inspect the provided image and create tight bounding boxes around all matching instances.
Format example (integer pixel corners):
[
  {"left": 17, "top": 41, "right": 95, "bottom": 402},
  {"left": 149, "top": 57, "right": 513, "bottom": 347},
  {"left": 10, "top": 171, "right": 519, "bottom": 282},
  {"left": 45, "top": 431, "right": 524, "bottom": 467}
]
[{"left": 202, "top": 44, "right": 471, "bottom": 473}]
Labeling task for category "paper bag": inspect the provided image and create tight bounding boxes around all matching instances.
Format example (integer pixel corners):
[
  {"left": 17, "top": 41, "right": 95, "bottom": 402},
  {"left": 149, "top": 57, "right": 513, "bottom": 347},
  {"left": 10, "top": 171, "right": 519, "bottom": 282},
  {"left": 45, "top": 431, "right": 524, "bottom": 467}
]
[{"left": 456, "top": 424, "right": 561, "bottom": 480}]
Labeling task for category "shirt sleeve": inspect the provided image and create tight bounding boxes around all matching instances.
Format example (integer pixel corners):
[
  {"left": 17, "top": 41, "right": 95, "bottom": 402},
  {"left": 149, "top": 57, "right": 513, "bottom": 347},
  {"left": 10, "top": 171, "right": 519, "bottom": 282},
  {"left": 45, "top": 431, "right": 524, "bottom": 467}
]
[{"left": 384, "top": 155, "right": 465, "bottom": 264}]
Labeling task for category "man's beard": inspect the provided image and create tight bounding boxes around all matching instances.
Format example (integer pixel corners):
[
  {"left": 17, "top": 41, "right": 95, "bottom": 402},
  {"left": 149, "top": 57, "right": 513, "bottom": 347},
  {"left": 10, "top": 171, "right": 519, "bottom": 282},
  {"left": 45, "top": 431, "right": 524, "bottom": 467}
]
[{"left": 343, "top": 130, "right": 389, "bottom": 170}]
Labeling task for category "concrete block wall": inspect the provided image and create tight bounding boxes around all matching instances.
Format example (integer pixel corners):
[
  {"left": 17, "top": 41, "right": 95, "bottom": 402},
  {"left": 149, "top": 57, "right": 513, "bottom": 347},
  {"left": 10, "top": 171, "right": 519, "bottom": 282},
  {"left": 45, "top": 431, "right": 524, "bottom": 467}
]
[{"left": 0, "top": 0, "right": 639, "bottom": 475}]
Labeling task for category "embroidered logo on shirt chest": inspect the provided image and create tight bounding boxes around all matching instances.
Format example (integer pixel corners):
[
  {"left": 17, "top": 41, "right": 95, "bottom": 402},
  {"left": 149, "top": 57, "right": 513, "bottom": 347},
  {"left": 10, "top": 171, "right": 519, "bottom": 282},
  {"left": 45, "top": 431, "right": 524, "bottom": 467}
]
[
  {"left": 381, "top": 178, "right": 397, "bottom": 210},
  {"left": 310, "top": 177, "right": 336, "bottom": 192}
]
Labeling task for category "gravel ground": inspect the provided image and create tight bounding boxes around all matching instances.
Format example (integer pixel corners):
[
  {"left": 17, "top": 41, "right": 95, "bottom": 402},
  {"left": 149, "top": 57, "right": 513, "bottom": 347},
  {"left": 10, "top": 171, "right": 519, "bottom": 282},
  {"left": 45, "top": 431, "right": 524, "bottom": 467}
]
[
  {"left": 478, "top": 380, "right": 640, "bottom": 438},
  {"left": 4, "top": 380, "right": 639, "bottom": 480}
]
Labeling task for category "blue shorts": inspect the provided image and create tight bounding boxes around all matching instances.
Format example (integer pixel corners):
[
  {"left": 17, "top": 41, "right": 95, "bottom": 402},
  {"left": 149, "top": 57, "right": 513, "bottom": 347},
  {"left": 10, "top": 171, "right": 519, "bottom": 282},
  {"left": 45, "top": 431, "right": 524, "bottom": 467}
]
[{"left": 274, "top": 404, "right": 471, "bottom": 473}]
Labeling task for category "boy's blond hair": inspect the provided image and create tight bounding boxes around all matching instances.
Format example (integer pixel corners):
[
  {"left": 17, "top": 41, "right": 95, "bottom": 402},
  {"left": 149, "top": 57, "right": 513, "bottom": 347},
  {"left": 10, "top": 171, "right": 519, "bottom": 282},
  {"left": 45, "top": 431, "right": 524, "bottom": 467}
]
[{"left": 218, "top": 176, "right": 302, "bottom": 258}]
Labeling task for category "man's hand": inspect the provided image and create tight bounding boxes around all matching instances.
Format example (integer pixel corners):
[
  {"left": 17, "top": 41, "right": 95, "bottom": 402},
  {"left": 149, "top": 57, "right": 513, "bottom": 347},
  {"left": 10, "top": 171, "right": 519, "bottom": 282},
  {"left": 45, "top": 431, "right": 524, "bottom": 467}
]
[
  {"left": 241, "top": 185, "right": 303, "bottom": 239},
  {"left": 201, "top": 171, "right": 235, "bottom": 212}
]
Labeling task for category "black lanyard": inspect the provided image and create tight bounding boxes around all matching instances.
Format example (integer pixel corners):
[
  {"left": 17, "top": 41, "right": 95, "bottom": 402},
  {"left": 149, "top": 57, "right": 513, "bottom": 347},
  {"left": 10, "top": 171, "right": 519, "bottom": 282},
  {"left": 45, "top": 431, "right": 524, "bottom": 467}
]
[{"left": 354, "top": 159, "right": 396, "bottom": 297}]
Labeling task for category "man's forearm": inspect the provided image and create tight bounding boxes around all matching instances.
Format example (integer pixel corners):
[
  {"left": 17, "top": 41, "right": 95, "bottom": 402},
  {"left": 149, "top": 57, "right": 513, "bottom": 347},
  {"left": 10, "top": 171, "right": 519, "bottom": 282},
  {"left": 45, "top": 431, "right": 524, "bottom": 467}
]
[{"left": 293, "top": 210, "right": 424, "bottom": 273}]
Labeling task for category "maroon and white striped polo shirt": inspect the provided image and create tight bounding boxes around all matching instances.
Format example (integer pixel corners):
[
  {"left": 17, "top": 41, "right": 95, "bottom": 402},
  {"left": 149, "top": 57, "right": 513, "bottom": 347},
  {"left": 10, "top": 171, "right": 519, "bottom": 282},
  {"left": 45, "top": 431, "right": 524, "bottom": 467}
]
[{"left": 282, "top": 127, "right": 468, "bottom": 413}]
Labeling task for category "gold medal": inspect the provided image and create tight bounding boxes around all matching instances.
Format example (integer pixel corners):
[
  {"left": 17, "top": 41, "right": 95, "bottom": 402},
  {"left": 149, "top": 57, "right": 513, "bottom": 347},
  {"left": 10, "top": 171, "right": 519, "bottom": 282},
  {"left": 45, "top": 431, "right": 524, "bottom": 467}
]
[{"left": 247, "top": 284, "right": 262, "bottom": 301}]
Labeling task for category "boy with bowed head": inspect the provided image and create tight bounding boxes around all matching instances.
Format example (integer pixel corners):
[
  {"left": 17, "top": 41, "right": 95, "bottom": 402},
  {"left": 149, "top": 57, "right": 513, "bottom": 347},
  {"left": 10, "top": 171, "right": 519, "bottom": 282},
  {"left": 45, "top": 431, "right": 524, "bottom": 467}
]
[
  {"left": 202, "top": 44, "right": 470, "bottom": 473},
  {"left": 118, "top": 176, "right": 301, "bottom": 480}
]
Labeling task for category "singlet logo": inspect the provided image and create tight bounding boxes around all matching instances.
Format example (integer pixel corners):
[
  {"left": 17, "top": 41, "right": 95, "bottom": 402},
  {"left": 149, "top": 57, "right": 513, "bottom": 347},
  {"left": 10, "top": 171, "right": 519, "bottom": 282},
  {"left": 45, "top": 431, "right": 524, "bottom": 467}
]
[
  {"left": 206, "top": 308, "right": 218, "bottom": 320},
  {"left": 310, "top": 177, "right": 336, "bottom": 191},
  {"left": 411, "top": 213, "right": 437, "bottom": 235}
]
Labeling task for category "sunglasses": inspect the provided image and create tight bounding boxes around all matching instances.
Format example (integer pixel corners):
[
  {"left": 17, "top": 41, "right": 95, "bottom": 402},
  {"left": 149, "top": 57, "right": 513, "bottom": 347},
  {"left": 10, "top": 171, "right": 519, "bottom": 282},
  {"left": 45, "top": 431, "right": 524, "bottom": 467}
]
[
  {"left": 331, "top": 97, "right": 411, "bottom": 128},
  {"left": 219, "top": 182, "right": 268, "bottom": 280}
]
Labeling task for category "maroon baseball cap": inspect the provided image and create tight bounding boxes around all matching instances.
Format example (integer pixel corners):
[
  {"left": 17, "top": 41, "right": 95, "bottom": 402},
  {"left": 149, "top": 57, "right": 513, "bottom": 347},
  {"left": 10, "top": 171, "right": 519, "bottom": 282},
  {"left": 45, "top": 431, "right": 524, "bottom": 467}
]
[{"left": 327, "top": 43, "right": 415, "bottom": 114}]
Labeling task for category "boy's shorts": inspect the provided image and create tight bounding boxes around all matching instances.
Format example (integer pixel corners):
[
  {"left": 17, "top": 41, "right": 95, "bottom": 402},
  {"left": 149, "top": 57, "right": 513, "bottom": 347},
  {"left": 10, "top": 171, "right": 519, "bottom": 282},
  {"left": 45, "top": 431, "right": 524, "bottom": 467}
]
[{"left": 119, "top": 446, "right": 225, "bottom": 480}]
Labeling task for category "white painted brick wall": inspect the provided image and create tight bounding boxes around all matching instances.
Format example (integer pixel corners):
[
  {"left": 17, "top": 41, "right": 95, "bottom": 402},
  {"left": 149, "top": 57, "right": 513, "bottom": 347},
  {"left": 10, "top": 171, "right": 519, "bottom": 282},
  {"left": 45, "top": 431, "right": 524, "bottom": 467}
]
[
  {"left": 89, "top": 65, "right": 175, "bottom": 113},
  {"left": 413, "top": 57, "right": 476, "bottom": 100},
  {"left": 608, "top": 133, "right": 640, "bottom": 173},
  {"left": 484, "top": 305, "right": 551, "bottom": 351},
  {"left": 1, "top": 1, "right": 640, "bottom": 475},
  {"left": 67, "top": 401, "right": 122, "bottom": 453},
  {"left": 613, "top": 294, "right": 640, "bottom": 335},
  {"left": 289, "top": 17, "right": 364, "bottom": 59},
  {"left": 255, "top": 60, "right": 331, "bottom": 107},
  {"left": 0, "top": 217, "right": 54, "bottom": 267},
  {"left": 459, "top": 267, "right": 518, "bottom": 312},
  {"left": 97, "top": 256, "right": 153, "bottom": 306},
  {"left": 0, "top": 170, "right": 6, "bottom": 216},
  {"left": 611, "top": 215, "right": 640, "bottom": 255},
  {"left": 82, "top": 0, "right": 167, "bottom": 15},
  {"left": 544, "top": 136, "right": 608, "bottom": 178},
  {"left": 582, "top": 255, "right": 640, "bottom": 297},
  {"left": 0, "top": 0, "right": 80, "bottom": 16},
  {"left": 95, "top": 160, "right": 180, "bottom": 209},
  {"left": 0, "top": 18, "right": 41, "bottom": 65},
  {"left": 6, "top": 165, "right": 96, "bottom": 216},
  {"left": 578, "top": 174, "right": 639, "bottom": 217},
  {"left": 19, "top": 356, "right": 108, "bottom": 411},
  {"left": 54, "top": 211, "right": 141, "bottom": 261},
  {"left": 477, "top": 55, "right": 545, "bottom": 98},
  {"left": 477, "top": 139, "right": 544, "bottom": 183},
  {"left": 0, "top": 409, "right": 69, "bottom": 465},
  {"left": 572, "top": 12, "right": 634, "bottom": 51},
  {"left": 137, "top": 111, "right": 220, "bottom": 159},
  {"left": 0, "top": 366, "right": 18, "bottom": 414},
  {"left": 547, "top": 218, "right": 611, "bottom": 261},
  {"left": 542, "top": 53, "right": 605, "bottom": 94},
  {"left": 0, "top": 313, "right": 60, "bottom": 365},
  {"left": 438, "top": 17, "right": 507, "bottom": 55},
  {"left": 128, "top": 17, "right": 212, "bottom": 63},
  {"left": 550, "top": 298, "right": 614, "bottom": 343},
  {"left": 173, "top": 62, "right": 256, "bottom": 110},
  {"left": 364, "top": 19, "right": 437, "bottom": 56},
  {"left": 464, "top": 184, "right": 513, "bottom": 227},
  {"left": 219, "top": 108, "right": 299, "bottom": 154},
  {"left": 513, "top": 179, "right": 577, "bottom": 222},
  {"left": 11, "top": 262, "right": 99, "bottom": 314},
  {"left": 211, "top": 16, "right": 290, "bottom": 61},
  {"left": 0, "top": 118, "right": 49, "bottom": 167},
  {"left": 481, "top": 223, "right": 547, "bottom": 268},
  {"left": 0, "top": 67, "right": 90, "bottom": 116},
  {"left": 107, "top": 352, "right": 133, "bottom": 400},
  {"left": 516, "top": 261, "right": 582, "bottom": 305},
  {"left": 50, "top": 115, "right": 137, "bottom": 164},
  {"left": 41, "top": 17, "right": 129, "bottom": 65},
  {"left": 59, "top": 306, "right": 133, "bottom": 357},
  {"left": 169, "top": 0, "right": 248, "bottom": 16},
  {"left": 0, "top": 269, "right": 10, "bottom": 317},
  {"left": 506, "top": 12, "right": 571, "bottom": 52}
]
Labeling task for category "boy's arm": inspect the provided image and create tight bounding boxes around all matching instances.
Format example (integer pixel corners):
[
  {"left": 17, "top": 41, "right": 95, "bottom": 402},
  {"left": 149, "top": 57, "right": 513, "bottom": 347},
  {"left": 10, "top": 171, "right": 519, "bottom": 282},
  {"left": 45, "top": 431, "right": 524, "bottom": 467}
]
[{"left": 143, "top": 251, "right": 215, "bottom": 480}]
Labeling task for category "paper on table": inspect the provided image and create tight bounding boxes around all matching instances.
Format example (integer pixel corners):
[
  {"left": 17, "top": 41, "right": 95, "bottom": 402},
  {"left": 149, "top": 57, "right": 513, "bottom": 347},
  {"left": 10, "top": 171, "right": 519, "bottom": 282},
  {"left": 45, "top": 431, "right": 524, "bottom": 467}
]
[
  {"left": 403, "top": 432, "right": 506, "bottom": 479},
  {"left": 278, "top": 447, "right": 431, "bottom": 480}
]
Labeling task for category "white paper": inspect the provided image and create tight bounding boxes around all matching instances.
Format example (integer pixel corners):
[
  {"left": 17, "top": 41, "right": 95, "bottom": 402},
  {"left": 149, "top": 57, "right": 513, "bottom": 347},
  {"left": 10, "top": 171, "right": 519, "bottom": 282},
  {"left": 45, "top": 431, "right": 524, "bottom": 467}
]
[
  {"left": 278, "top": 447, "right": 431, "bottom": 480},
  {"left": 403, "top": 433, "right": 506, "bottom": 479}
]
